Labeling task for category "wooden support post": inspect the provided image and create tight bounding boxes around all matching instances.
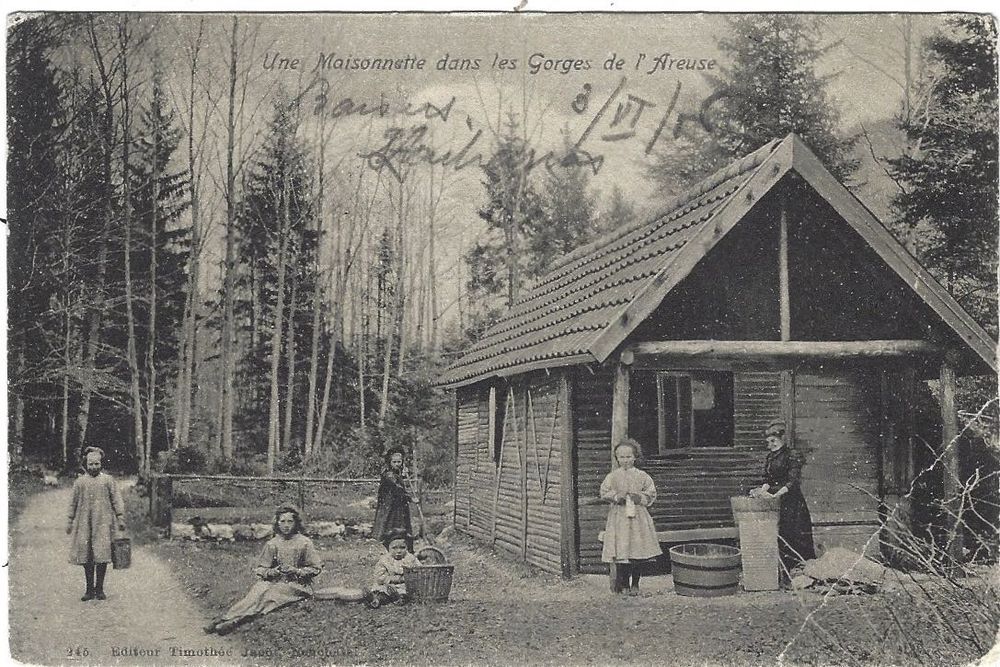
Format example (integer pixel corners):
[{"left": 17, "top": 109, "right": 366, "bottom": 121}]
[
  {"left": 902, "top": 365, "right": 917, "bottom": 485},
  {"left": 877, "top": 368, "right": 891, "bottom": 500},
  {"left": 779, "top": 197, "right": 791, "bottom": 341},
  {"left": 150, "top": 474, "right": 173, "bottom": 528},
  {"left": 611, "top": 361, "right": 630, "bottom": 466},
  {"left": 780, "top": 369, "right": 796, "bottom": 448},
  {"left": 560, "top": 373, "right": 579, "bottom": 578},
  {"left": 940, "top": 355, "right": 964, "bottom": 563}
]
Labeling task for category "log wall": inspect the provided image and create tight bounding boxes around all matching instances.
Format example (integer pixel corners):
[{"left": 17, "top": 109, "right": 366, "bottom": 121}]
[
  {"left": 574, "top": 365, "right": 780, "bottom": 573},
  {"left": 573, "top": 366, "right": 616, "bottom": 572},
  {"left": 454, "top": 374, "right": 567, "bottom": 575},
  {"left": 794, "top": 366, "right": 882, "bottom": 555},
  {"left": 454, "top": 389, "right": 478, "bottom": 531}
]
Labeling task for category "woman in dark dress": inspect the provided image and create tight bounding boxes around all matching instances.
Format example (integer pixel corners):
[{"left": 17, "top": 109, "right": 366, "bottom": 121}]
[
  {"left": 751, "top": 420, "right": 816, "bottom": 574},
  {"left": 372, "top": 447, "right": 416, "bottom": 550}
]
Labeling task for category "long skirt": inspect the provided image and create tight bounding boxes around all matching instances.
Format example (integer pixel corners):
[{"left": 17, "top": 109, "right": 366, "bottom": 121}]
[
  {"left": 778, "top": 490, "right": 816, "bottom": 570},
  {"left": 220, "top": 581, "right": 312, "bottom": 623}
]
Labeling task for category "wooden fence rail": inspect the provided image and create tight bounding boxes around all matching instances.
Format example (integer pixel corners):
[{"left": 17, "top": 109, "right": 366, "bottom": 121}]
[{"left": 148, "top": 473, "right": 450, "bottom": 527}]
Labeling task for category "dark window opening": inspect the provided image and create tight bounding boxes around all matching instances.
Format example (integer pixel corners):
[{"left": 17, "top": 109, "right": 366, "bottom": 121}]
[{"left": 629, "top": 370, "right": 734, "bottom": 452}]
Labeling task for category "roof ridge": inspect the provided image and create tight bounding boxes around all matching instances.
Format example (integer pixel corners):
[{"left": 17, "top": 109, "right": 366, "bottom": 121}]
[{"left": 523, "top": 137, "right": 784, "bottom": 293}]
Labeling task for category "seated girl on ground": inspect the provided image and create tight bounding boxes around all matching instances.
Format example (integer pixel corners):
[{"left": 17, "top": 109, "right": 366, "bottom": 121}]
[
  {"left": 364, "top": 527, "right": 421, "bottom": 608},
  {"left": 204, "top": 504, "right": 322, "bottom": 635}
]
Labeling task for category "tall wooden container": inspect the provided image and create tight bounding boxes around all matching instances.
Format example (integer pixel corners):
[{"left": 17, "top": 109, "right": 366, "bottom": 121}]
[{"left": 730, "top": 496, "right": 780, "bottom": 591}]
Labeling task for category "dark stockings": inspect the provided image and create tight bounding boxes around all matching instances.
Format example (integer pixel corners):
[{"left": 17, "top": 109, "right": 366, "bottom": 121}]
[
  {"left": 81, "top": 562, "right": 108, "bottom": 601},
  {"left": 616, "top": 562, "right": 631, "bottom": 592},
  {"left": 95, "top": 563, "right": 107, "bottom": 594},
  {"left": 83, "top": 563, "right": 95, "bottom": 595},
  {"left": 629, "top": 562, "right": 641, "bottom": 590}
]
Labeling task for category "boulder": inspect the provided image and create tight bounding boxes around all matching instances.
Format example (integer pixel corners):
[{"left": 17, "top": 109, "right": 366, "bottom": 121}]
[
  {"left": 171, "top": 523, "right": 196, "bottom": 539},
  {"left": 251, "top": 523, "right": 273, "bottom": 539},
  {"left": 802, "top": 546, "right": 887, "bottom": 585},
  {"left": 309, "top": 522, "right": 347, "bottom": 538},
  {"left": 233, "top": 524, "right": 255, "bottom": 541},
  {"left": 209, "top": 524, "right": 235, "bottom": 541}
]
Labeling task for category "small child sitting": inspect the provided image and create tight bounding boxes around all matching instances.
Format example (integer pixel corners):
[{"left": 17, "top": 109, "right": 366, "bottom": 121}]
[{"left": 365, "top": 528, "right": 420, "bottom": 608}]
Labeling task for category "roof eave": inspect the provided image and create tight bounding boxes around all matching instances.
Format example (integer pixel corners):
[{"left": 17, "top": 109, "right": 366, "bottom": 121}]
[{"left": 439, "top": 352, "right": 597, "bottom": 389}]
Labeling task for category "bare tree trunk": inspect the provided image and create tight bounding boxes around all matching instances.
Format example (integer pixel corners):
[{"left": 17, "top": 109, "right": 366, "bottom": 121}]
[
  {"left": 145, "top": 93, "right": 161, "bottom": 470},
  {"left": 78, "top": 19, "right": 115, "bottom": 452},
  {"left": 175, "top": 18, "right": 207, "bottom": 453},
  {"left": 303, "top": 119, "right": 327, "bottom": 458},
  {"left": 313, "top": 298, "right": 339, "bottom": 454},
  {"left": 61, "top": 337, "right": 70, "bottom": 467},
  {"left": 118, "top": 17, "right": 147, "bottom": 473},
  {"left": 267, "top": 178, "right": 292, "bottom": 473},
  {"left": 282, "top": 267, "right": 299, "bottom": 457},
  {"left": 220, "top": 16, "right": 238, "bottom": 461},
  {"left": 427, "top": 167, "right": 441, "bottom": 350}
]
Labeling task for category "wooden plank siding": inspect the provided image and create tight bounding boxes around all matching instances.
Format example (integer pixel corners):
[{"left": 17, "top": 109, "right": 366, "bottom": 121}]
[
  {"left": 574, "top": 366, "right": 779, "bottom": 573},
  {"left": 734, "top": 372, "right": 783, "bottom": 448},
  {"left": 573, "top": 366, "right": 616, "bottom": 573},
  {"left": 454, "top": 374, "right": 567, "bottom": 575},
  {"left": 454, "top": 389, "right": 478, "bottom": 530},
  {"left": 794, "top": 367, "right": 882, "bottom": 555},
  {"left": 467, "top": 386, "right": 493, "bottom": 542}
]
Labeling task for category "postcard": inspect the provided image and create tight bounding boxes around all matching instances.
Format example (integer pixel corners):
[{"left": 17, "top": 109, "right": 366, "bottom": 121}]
[{"left": 6, "top": 10, "right": 998, "bottom": 666}]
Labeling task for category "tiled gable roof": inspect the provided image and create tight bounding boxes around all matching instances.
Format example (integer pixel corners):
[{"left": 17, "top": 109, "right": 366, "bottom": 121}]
[
  {"left": 440, "top": 138, "right": 785, "bottom": 387},
  {"left": 442, "top": 132, "right": 997, "bottom": 387}
]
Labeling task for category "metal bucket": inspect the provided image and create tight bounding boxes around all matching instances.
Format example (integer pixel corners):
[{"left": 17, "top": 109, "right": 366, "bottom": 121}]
[{"left": 112, "top": 536, "right": 132, "bottom": 570}]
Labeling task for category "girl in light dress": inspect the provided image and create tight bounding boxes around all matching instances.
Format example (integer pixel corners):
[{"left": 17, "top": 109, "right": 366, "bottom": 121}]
[{"left": 600, "top": 439, "right": 662, "bottom": 596}]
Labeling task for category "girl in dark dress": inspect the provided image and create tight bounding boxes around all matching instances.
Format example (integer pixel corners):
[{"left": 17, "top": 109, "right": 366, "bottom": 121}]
[
  {"left": 372, "top": 447, "right": 417, "bottom": 550},
  {"left": 751, "top": 420, "right": 817, "bottom": 574}
]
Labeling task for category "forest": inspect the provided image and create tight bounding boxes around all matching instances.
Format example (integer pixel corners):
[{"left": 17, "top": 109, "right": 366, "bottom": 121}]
[{"left": 7, "top": 14, "right": 997, "bottom": 485}]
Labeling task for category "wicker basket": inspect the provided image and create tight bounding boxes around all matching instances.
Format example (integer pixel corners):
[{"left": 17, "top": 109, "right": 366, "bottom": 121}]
[
  {"left": 730, "top": 496, "right": 779, "bottom": 591},
  {"left": 404, "top": 564, "right": 454, "bottom": 602},
  {"left": 112, "top": 536, "right": 132, "bottom": 570}
]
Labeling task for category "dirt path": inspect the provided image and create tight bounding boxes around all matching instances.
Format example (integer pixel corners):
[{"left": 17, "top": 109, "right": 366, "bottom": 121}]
[{"left": 9, "top": 485, "right": 243, "bottom": 666}]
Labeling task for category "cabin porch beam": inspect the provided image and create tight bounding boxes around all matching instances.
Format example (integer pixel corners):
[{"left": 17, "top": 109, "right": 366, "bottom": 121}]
[
  {"left": 779, "top": 196, "right": 791, "bottom": 341},
  {"left": 628, "top": 339, "right": 940, "bottom": 359},
  {"left": 939, "top": 353, "right": 964, "bottom": 564},
  {"left": 611, "top": 361, "right": 630, "bottom": 466}
]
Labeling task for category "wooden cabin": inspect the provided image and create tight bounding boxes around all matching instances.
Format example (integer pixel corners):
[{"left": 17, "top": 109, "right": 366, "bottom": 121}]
[{"left": 440, "top": 134, "right": 997, "bottom": 577}]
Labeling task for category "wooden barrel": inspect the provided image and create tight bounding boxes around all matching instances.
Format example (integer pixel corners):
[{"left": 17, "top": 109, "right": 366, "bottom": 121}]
[
  {"left": 669, "top": 543, "right": 741, "bottom": 597},
  {"left": 730, "top": 496, "right": 780, "bottom": 591}
]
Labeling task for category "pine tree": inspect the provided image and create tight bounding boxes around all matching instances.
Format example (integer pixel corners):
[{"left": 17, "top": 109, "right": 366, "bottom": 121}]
[
  {"left": 889, "top": 16, "right": 998, "bottom": 330},
  {"left": 233, "top": 95, "right": 318, "bottom": 461},
  {"left": 649, "top": 16, "right": 857, "bottom": 191},
  {"left": 466, "top": 118, "right": 545, "bottom": 309},
  {"left": 527, "top": 132, "right": 599, "bottom": 278},
  {"left": 129, "top": 67, "right": 191, "bottom": 457},
  {"left": 602, "top": 186, "right": 638, "bottom": 233},
  {"left": 7, "top": 16, "right": 64, "bottom": 459}
]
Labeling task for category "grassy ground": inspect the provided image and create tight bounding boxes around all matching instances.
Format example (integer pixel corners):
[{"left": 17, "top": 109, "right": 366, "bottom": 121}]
[
  {"left": 150, "top": 528, "right": 995, "bottom": 666},
  {"left": 8, "top": 468, "right": 48, "bottom": 525}
]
